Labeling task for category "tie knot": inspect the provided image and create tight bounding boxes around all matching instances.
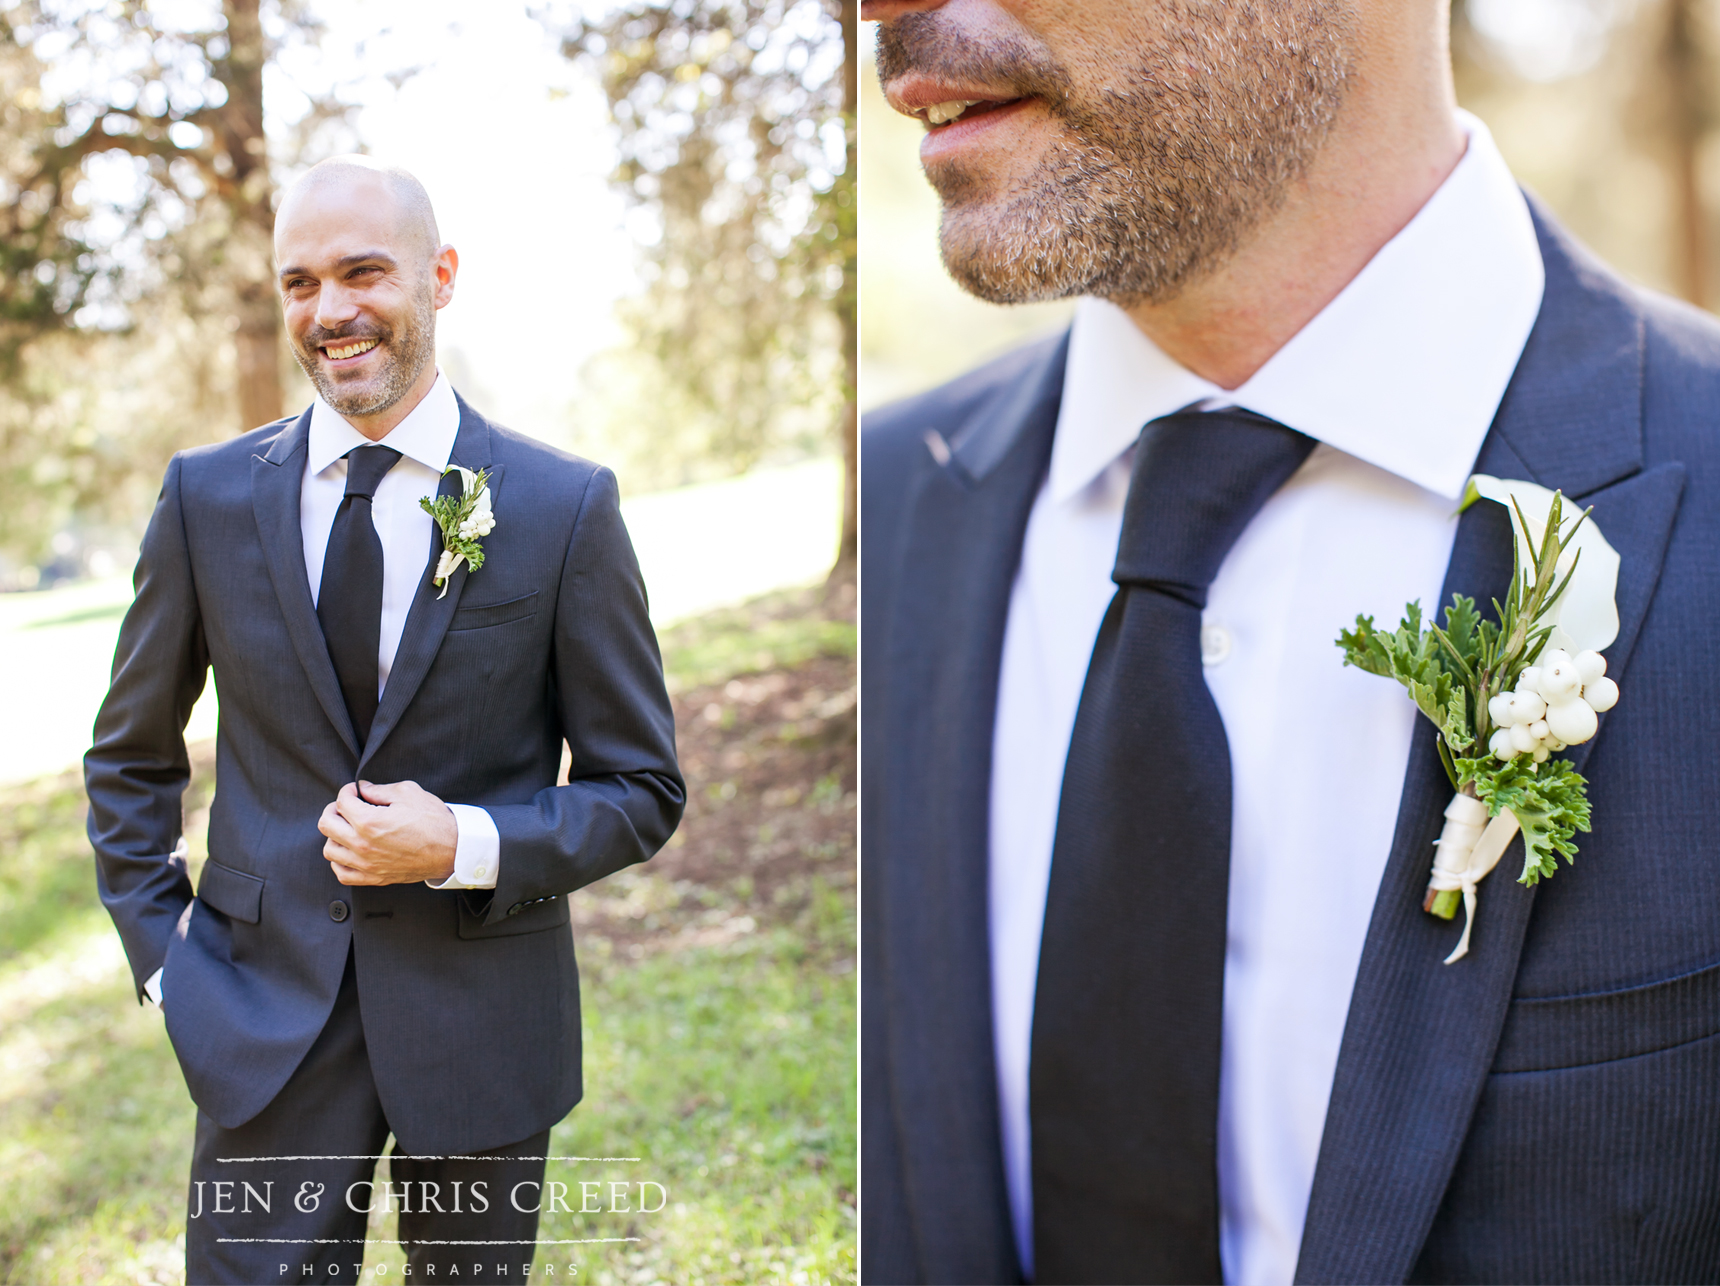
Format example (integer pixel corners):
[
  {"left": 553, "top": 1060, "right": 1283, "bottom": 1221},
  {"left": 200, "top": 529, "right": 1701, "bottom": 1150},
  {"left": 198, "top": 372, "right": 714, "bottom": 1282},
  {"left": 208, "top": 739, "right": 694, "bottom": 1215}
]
[
  {"left": 1112, "top": 409, "right": 1316, "bottom": 604},
  {"left": 343, "top": 445, "right": 402, "bottom": 500}
]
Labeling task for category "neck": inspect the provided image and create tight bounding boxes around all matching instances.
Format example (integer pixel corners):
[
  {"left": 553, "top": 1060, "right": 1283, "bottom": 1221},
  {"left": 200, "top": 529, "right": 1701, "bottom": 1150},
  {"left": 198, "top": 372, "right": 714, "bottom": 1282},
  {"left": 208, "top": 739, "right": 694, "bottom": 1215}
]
[
  {"left": 1121, "top": 15, "right": 1465, "bottom": 390},
  {"left": 341, "top": 362, "right": 440, "bottom": 441}
]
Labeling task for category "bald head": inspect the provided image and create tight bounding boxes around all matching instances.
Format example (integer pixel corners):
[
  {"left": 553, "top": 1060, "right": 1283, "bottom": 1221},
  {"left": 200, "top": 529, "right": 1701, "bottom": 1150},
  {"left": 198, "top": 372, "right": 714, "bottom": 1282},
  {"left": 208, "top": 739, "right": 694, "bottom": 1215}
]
[
  {"left": 274, "top": 156, "right": 458, "bottom": 437},
  {"left": 277, "top": 155, "right": 440, "bottom": 262}
]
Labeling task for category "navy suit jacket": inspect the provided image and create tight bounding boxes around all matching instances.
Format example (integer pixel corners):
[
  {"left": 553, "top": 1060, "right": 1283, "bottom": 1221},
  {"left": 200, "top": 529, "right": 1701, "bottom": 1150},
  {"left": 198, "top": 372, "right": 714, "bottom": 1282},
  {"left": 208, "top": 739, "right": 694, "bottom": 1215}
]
[
  {"left": 86, "top": 395, "right": 685, "bottom": 1155},
  {"left": 861, "top": 205, "right": 1720, "bottom": 1283}
]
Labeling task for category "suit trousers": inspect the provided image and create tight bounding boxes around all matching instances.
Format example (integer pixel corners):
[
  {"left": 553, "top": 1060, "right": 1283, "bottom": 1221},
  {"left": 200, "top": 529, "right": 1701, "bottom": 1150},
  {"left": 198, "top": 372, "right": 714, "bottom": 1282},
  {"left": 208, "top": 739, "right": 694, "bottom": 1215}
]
[{"left": 184, "top": 945, "right": 549, "bottom": 1285}]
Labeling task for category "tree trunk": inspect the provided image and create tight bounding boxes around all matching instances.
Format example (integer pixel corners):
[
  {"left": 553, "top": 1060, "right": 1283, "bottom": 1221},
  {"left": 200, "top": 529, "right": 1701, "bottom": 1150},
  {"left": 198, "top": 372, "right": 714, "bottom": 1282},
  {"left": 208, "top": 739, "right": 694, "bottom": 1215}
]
[
  {"left": 1666, "top": 0, "right": 1710, "bottom": 309},
  {"left": 235, "top": 278, "right": 282, "bottom": 431},
  {"left": 220, "top": 0, "right": 282, "bottom": 429},
  {"left": 829, "top": 0, "right": 859, "bottom": 585}
]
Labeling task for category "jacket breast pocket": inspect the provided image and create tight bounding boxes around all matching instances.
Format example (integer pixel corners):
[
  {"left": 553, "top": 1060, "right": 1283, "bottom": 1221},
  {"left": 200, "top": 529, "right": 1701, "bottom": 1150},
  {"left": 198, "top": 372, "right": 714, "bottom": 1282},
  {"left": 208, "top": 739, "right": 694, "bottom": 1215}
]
[
  {"left": 456, "top": 890, "right": 570, "bottom": 940},
  {"left": 448, "top": 590, "right": 539, "bottom": 633},
  {"left": 196, "top": 857, "right": 265, "bottom": 924},
  {"left": 1493, "top": 956, "right": 1720, "bottom": 1072}
]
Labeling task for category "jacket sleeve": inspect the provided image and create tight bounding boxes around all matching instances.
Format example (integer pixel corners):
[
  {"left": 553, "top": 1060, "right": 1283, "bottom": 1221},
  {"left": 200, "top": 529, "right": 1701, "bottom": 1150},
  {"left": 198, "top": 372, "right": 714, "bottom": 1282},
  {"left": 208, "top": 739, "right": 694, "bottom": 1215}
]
[
  {"left": 481, "top": 466, "right": 685, "bottom": 921},
  {"left": 85, "top": 452, "right": 208, "bottom": 999}
]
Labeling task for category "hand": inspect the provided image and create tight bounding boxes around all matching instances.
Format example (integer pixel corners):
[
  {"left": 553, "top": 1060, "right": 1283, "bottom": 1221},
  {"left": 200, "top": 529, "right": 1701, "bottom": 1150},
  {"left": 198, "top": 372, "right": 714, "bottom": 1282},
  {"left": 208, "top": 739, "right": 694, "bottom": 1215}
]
[{"left": 318, "top": 780, "right": 457, "bottom": 886}]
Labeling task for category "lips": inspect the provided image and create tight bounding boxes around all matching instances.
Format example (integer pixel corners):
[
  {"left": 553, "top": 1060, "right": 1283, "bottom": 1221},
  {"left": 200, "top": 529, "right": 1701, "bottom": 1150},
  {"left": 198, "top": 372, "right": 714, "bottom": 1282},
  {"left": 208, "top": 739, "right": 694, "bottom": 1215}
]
[
  {"left": 318, "top": 336, "right": 381, "bottom": 366},
  {"left": 919, "top": 96, "right": 1026, "bottom": 127},
  {"left": 917, "top": 97, "right": 1038, "bottom": 163}
]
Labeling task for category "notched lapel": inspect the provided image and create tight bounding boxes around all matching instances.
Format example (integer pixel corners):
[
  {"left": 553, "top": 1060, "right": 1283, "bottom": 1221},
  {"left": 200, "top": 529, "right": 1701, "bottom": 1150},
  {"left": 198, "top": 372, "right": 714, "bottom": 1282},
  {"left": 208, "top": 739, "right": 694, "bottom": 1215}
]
[
  {"left": 1297, "top": 208, "right": 1685, "bottom": 1285},
  {"left": 882, "top": 335, "right": 1065, "bottom": 1282},
  {"left": 251, "top": 408, "right": 360, "bottom": 759},
  {"left": 357, "top": 404, "right": 498, "bottom": 774}
]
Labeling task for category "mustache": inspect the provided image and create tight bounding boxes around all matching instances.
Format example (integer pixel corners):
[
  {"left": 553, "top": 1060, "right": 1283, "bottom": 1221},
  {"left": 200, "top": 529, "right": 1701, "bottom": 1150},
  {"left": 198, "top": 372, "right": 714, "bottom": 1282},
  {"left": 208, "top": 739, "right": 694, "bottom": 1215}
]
[
  {"left": 302, "top": 323, "right": 389, "bottom": 349},
  {"left": 873, "top": 11, "right": 1070, "bottom": 109}
]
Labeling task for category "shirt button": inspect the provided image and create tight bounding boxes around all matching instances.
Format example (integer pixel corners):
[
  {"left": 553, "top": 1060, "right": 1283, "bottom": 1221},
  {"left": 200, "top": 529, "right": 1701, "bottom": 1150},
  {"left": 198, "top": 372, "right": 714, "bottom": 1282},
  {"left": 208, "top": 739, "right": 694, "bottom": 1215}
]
[
  {"left": 472, "top": 863, "right": 489, "bottom": 880},
  {"left": 329, "top": 900, "right": 349, "bottom": 922},
  {"left": 1200, "top": 621, "right": 1233, "bottom": 667}
]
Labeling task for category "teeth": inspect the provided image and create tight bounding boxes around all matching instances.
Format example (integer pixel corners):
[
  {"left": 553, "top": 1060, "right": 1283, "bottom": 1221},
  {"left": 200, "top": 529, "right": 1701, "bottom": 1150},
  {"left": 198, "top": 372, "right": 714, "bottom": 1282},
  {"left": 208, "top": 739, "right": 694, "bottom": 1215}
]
[
  {"left": 925, "top": 99, "right": 979, "bottom": 125},
  {"left": 326, "top": 339, "right": 378, "bottom": 360}
]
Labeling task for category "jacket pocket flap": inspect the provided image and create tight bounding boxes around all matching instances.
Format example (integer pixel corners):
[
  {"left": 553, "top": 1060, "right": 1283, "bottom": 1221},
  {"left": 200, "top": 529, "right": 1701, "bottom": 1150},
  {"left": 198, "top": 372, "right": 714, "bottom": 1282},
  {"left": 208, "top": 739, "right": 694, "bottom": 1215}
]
[
  {"left": 1495, "top": 956, "right": 1720, "bottom": 1072},
  {"left": 196, "top": 858, "right": 265, "bottom": 925},
  {"left": 449, "top": 591, "right": 539, "bottom": 632},
  {"left": 457, "top": 891, "right": 570, "bottom": 939}
]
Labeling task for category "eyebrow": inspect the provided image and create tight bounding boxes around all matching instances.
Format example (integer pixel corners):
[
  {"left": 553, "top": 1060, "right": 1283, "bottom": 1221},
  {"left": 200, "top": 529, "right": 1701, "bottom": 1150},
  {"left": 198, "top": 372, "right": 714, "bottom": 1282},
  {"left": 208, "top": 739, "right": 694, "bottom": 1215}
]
[{"left": 278, "top": 251, "right": 399, "bottom": 280}]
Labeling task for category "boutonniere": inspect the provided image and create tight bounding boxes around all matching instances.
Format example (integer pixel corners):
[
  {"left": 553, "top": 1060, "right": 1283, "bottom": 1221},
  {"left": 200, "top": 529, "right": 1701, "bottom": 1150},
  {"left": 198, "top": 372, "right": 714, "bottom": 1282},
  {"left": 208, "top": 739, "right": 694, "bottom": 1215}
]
[
  {"left": 419, "top": 465, "right": 495, "bottom": 599},
  {"left": 1337, "top": 476, "right": 1622, "bottom": 963}
]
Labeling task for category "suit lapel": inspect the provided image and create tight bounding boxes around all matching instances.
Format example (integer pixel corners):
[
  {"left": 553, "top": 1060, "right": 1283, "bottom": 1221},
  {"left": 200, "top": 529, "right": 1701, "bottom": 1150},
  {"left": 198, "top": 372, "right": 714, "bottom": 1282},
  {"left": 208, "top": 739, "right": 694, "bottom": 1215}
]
[
  {"left": 356, "top": 397, "right": 497, "bottom": 775},
  {"left": 882, "top": 336, "right": 1065, "bottom": 1282},
  {"left": 1296, "top": 204, "right": 1687, "bottom": 1283},
  {"left": 251, "top": 408, "right": 361, "bottom": 759}
]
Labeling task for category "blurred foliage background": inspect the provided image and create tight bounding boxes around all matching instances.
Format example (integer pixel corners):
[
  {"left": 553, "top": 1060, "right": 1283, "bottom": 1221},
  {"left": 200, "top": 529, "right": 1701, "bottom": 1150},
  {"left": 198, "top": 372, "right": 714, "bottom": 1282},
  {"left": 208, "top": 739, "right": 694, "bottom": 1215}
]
[
  {"left": 554, "top": 0, "right": 856, "bottom": 573},
  {"left": 0, "top": 0, "right": 854, "bottom": 588},
  {"left": 862, "top": 0, "right": 1720, "bottom": 408}
]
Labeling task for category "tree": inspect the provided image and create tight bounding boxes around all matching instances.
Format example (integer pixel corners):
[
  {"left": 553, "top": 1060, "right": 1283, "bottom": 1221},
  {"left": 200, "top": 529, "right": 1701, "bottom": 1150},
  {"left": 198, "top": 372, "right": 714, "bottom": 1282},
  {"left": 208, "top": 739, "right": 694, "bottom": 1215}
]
[
  {"left": 0, "top": 0, "right": 350, "bottom": 574},
  {"left": 2, "top": 0, "right": 348, "bottom": 431},
  {"left": 556, "top": 0, "right": 856, "bottom": 578}
]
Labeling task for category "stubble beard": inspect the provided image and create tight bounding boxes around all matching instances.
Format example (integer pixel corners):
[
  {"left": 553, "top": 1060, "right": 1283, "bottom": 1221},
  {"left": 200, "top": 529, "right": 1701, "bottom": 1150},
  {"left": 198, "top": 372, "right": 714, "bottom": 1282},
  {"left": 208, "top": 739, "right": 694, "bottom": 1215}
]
[
  {"left": 887, "top": 3, "right": 1356, "bottom": 308},
  {"left": 293, "top": 283, "right": 437, "bottom": 418}
]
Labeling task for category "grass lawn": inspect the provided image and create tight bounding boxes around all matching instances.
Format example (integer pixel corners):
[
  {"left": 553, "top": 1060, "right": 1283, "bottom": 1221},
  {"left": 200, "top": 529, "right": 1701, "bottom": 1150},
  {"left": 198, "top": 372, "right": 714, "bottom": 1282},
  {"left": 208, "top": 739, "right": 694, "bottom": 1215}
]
[{"left": 0, "top": 585, "right": 856, "bottom": 1286}]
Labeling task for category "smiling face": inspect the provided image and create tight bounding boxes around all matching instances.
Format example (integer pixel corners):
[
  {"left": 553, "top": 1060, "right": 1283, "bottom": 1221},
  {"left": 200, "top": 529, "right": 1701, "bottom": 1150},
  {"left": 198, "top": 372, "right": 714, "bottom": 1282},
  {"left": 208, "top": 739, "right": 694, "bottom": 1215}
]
[
  {"left": 873, "top": 0, "right": 1356, "bottom": 307},
  {"left": 275, "top": 164, "right": 454, "bottom": 430}
]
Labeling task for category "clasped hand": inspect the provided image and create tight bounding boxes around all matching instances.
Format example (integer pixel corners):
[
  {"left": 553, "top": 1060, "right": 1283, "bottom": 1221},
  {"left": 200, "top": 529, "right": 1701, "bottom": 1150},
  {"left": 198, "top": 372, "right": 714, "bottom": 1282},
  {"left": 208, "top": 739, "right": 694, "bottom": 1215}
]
[{"left": 318, "top": 780, "right": 457, "bottom": 885}]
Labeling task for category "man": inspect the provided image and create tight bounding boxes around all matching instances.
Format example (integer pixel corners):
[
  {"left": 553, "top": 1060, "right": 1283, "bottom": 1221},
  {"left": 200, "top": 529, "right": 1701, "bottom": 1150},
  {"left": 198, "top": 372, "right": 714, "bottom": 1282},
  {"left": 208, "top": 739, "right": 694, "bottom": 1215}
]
[
  {"left": 861, "top": 2, "right": 1720, "bottom": 1284},
  {"left": 86, "top": 157, "right": 684, "bottom": 1284}
]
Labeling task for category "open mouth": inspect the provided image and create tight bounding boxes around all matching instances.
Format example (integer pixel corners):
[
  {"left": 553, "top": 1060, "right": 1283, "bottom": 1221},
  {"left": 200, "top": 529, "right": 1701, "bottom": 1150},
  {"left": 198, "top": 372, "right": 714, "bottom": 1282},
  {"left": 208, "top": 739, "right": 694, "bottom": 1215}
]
[
  {"left": 917, "top": 97, "right": 1026, "bottom": 128},
  {"left": 320, "top": 337, "right": 380, "bottom": 364}
]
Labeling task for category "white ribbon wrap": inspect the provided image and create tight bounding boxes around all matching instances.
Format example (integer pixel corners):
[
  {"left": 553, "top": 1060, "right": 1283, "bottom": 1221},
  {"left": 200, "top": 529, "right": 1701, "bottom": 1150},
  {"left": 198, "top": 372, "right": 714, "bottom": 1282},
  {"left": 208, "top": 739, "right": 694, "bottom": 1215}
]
[
  {"left": 433, "top": 548, "right": 466, "bottom": 598},
  {"left": 1428, "top": 792, "right": 1521, "bottom": 964}
]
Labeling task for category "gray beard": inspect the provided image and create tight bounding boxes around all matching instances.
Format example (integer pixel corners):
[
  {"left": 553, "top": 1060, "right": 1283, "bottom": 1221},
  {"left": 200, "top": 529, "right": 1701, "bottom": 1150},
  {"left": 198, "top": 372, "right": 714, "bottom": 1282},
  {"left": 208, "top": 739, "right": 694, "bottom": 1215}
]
[
  {"left": 918, "top": 1, "right": 1355, "bottom": 308},
  {"left": 294, "top": 287, "right": 437, "bottom": 418}
]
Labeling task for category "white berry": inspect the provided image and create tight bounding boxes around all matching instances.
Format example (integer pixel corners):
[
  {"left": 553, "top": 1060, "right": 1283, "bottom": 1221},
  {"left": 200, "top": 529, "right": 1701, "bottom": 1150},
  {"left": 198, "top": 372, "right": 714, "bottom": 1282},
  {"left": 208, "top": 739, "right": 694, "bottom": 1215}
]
[
  {"left": 1488, "top": 693, "right": 1514, "bottom": 726},
  {"left": 1517, "top": 667, "right": 1543, "bottom": 696},
  {"left": 1507, "top": 691, "right": 1546, "bottom": 725},
  {"left": 1532, "top": 745, "right": 1550, "bottom": 763},
  {"left": 1490, "top": 728, "right": 1515, "bottom": 761},
  {"left": 1545, "top": 698, "right": 1599, "bottom": 745},
  {"left": 1574, "top": 650, "right": 1607, "bottom": 683},
  {"left": 1583, "top": 675, "right": 1619, "bottom": 713},
  {"left": 1510, "top": 723, "right": 1539, "bottom": 754},
  {"left": 1538, "top": 655, "right": 1584, "bottom": 703}
]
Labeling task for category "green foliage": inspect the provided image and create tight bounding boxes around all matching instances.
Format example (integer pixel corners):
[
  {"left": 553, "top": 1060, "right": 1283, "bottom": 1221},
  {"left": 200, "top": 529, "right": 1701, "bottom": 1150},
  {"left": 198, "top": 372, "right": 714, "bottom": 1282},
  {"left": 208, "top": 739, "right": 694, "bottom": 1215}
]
[
  {"left": 555, "top": 1, "right": 853, "bottom": 493},
  {"left": 1337, "top": 595, "right": 1480, "bottom": 763},
  {"left": 1457, "top": 754, "right": 1592, "bottom": 885}
]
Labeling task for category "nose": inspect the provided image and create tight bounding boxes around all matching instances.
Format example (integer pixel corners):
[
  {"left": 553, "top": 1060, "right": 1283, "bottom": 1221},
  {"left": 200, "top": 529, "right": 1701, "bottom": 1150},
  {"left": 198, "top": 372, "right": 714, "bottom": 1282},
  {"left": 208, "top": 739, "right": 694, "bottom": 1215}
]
[
  {"left": 314, "top": 281, "right": 360, "bottom": 333},
  {"left": 861, "top": 0, "right": 950, "bottom": 18}
]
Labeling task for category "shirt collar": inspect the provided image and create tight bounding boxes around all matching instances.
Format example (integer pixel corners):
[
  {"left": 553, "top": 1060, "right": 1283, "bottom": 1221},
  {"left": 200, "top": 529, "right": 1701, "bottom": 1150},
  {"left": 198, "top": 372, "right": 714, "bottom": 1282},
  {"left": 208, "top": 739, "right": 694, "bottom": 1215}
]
[
  {"left": 1048, "top": 109, "right": 1545, "bottom": 505},
  {"left": 307, "top": 370, "right": 460, "bottom": 477}
]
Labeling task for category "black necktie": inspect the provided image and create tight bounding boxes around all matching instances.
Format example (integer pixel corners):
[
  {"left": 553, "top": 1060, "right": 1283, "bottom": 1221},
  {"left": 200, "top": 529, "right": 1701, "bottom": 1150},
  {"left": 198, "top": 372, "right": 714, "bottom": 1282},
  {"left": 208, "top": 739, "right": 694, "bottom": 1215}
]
[
  {"left": 1029, "top": 409, "right": 1316, "bottom": 1284},
  {"left": 317, "top": 445, "right": 401, "bottom": 747}
]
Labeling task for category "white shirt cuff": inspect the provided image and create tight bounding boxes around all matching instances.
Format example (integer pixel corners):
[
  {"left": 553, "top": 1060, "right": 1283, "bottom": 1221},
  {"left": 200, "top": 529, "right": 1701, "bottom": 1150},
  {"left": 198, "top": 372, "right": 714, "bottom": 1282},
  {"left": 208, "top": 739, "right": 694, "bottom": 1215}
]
[
  {"left": 429, "top": 804, "right": 500, "bottom": 889},
  {"left": 143, "top": 966, "right": 164, "bottom": 1009}
]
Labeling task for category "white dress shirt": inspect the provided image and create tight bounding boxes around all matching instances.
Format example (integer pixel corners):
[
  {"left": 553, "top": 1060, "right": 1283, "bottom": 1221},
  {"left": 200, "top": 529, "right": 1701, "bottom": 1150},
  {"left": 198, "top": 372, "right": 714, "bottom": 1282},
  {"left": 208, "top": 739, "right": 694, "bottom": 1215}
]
[
  {"left": 142, "top": 372, "right": 499, "bottom": 1011},
  {"left": 988, "top": 111, "right": 1545, "bottom": 1285}
]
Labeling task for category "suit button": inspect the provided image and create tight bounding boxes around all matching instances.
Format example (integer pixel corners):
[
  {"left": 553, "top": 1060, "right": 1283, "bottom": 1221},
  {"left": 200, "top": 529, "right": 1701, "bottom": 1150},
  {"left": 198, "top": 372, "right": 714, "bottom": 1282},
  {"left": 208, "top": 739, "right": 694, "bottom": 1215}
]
[
  {"left": 330, "top": 900, "right": 349, "bottom": 922},
  {"left": 506, "top": 905, "right": 520, "bottom": 917}
]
